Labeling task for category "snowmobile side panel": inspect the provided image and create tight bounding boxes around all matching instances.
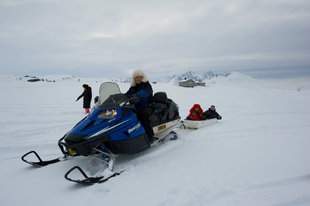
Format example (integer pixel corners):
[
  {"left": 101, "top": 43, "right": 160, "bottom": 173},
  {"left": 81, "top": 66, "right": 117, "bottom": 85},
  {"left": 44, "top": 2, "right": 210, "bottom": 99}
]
[
  {"left": 111, "top": 133, "right": 150, "bottom": 154},
  {"left": 108, "top": 121, "right": 146, "bottom": 142}
]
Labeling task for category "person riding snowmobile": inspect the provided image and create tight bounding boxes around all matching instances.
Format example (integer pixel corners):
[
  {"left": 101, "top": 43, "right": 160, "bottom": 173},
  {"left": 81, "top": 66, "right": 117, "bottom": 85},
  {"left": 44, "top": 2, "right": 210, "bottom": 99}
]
[
  {"left": 76, "top": 84, "right": 92, "bottom": 114},
  {"left": 126, "top": 70, "right": 154, "bottom": 143},
  {"left": 201, "top": 105, "right": 222, "bottom": 120},
  {"left": 186, "top": 104, "right": 203, "bottom": 120}
]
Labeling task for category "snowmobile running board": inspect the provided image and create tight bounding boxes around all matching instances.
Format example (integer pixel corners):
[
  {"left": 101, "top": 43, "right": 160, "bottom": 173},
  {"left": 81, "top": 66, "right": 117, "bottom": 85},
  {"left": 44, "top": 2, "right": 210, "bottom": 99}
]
[{"left": 64, "top": 166, "right": 123, "bottom": 184}]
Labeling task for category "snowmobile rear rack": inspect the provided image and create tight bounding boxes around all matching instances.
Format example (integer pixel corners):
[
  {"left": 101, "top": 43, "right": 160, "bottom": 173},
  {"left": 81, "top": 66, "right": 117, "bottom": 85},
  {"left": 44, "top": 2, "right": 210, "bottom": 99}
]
[{"left": 64, "top": 166, "right": 123, "bottom": 184}]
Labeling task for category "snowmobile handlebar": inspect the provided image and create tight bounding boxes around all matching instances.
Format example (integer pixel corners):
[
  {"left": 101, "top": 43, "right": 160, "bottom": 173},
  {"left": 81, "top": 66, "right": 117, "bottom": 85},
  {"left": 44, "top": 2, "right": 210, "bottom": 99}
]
[
  {"left": 122, "top": 94, "right": 151, "bottom": 107},
  {"left": 129, "top": 96, "right": 140, "bottom": 104},
  {"left": 120, "top": 96, "right": 139, "bottom": 108}
]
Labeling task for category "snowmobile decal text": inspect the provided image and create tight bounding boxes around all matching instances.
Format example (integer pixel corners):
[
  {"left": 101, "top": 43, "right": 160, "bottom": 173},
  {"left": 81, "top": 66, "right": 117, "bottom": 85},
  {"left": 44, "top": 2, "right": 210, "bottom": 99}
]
[{"left": 128, "top": 123, "right": 141, "bottom": 134}]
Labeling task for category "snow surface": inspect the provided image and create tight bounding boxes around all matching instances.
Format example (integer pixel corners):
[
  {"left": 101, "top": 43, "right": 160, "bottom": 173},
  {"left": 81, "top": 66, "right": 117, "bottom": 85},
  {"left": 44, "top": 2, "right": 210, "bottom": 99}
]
[{"left": 0, "top": 73, "right": 310, "bottom": 206}]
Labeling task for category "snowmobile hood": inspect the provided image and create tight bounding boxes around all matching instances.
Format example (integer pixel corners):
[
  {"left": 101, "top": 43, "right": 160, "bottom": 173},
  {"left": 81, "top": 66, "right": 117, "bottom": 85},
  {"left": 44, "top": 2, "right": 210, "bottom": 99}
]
[{"left": 65, "top": 106, "right": 135, "bottom": 143}]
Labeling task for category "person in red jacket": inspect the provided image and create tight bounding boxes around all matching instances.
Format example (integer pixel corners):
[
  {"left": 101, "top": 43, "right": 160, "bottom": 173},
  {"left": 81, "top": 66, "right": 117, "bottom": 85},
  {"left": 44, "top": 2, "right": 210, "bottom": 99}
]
[{"left": 186, "top": 104, "right": 203, "bottom": 120}]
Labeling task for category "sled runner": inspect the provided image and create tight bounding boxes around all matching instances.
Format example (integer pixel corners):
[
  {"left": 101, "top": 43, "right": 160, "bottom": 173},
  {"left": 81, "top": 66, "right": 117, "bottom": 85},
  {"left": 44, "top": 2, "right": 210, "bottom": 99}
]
[{"left": 183, "top": 118, "right": 217, "bottom": 129}]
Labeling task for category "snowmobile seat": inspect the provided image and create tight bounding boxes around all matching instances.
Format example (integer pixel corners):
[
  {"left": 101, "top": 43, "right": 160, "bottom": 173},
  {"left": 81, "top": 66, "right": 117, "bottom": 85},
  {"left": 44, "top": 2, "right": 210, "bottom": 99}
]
[
  {"left": 150, "top": 92, "right": 169, "bottom": 126},
  {"left": 152, "top": 92, "right": 167, "bottom": 104},
  {"left": 166, "top": 99, "right": 179, "bottom": 120}
]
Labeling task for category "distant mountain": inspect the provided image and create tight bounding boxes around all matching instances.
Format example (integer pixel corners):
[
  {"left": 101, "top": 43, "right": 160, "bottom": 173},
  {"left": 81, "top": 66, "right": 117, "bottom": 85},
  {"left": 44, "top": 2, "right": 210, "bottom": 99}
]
[
  {"left": 168, "top": 71, "right": 230, "bottom": 83},
  {"left": 7, "top": 71, "right": 233, "bottom": 84}
]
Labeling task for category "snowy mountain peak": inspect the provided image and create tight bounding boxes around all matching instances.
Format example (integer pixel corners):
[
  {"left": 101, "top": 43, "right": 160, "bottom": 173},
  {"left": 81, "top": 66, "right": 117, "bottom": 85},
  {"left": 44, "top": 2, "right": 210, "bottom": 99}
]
[{"left": 169, "top": 71, "right": 231, "bottom": 83}]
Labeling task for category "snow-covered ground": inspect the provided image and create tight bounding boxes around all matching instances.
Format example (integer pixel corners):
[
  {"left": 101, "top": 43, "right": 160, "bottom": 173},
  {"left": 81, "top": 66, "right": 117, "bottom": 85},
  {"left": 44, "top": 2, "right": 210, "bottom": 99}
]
[{"left": 0, "top": 73, "right": 310, "bottom": 206}]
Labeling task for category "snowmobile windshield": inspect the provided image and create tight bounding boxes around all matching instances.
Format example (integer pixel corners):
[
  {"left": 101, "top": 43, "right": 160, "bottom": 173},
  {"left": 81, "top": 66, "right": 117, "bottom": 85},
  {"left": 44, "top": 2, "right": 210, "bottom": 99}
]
[
  {"left": 95, "top": 82, "right": 131, "bottom": 108},
  {"left": 95, "top": 82, "right": 122, "bottom": 108},
  {"left": 97, "top": 93, "right": 130, "bottom": 108}
]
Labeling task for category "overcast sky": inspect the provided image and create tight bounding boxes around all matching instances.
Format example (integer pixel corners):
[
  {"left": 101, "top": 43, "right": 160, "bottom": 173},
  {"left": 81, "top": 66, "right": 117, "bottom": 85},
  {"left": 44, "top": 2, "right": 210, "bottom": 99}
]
[{"left": 1, "top": 0, "right": 310, "bottom": 78}]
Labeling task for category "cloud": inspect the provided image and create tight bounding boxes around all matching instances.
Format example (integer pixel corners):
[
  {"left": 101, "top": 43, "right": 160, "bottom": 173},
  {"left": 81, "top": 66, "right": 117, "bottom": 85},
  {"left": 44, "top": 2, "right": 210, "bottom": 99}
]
[
  {"left": 0, "top": 0, "right": 310, "bottom": 78},
  {"left": 89, "top": 32, "right": 114, "bottom": 39}
]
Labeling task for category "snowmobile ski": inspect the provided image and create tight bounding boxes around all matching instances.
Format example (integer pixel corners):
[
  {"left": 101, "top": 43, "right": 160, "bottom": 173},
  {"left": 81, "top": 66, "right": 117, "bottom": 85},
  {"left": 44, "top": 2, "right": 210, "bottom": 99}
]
[
  {"left": 21, "top": 151, "right": 64, "bottom": 167},
  {"left": 21, "top": 136, "right": 75, "bottom": 167},
  {"left": 64, "top": 166, "right": 123, "bottom": 184}
]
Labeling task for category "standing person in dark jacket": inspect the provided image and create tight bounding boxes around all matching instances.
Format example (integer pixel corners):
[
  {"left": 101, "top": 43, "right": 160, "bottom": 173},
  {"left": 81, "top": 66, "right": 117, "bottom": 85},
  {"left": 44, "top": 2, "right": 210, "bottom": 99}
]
[
  {"left": 126, "top": 70, "right": 154, "bottom": 143},
  {"left": 202, "top": 105, "right": 222, "bottom": 120},
  {"left": 76, "top": 84, "right": 92, "bottom": 114}
]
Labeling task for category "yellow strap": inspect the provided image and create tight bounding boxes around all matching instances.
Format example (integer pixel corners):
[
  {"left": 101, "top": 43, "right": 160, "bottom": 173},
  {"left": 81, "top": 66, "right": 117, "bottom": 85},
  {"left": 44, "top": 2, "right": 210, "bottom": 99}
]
[{"left": 68, "top": 148, "right": 74, "bottom": 157}]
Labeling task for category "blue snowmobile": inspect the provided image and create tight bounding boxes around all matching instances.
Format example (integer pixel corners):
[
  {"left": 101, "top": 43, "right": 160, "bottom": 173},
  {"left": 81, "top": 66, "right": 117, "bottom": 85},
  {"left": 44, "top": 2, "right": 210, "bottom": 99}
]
[{"left": 21, "top": 82, "right": 181, "bottom": 184}]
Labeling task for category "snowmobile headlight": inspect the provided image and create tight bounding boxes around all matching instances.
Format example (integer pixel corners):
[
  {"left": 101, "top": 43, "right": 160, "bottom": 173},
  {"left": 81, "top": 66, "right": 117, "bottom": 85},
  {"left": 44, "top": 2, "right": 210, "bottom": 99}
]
[{"left": 97, "top": 109, "right": 117, "bottom": 119}]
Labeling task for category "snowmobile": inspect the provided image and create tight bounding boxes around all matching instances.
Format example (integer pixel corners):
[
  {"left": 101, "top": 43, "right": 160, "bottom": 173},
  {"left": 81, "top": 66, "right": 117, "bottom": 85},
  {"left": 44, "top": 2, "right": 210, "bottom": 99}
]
[{"left": 21, "top": 82, "right": 181, "bottom": 184}]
